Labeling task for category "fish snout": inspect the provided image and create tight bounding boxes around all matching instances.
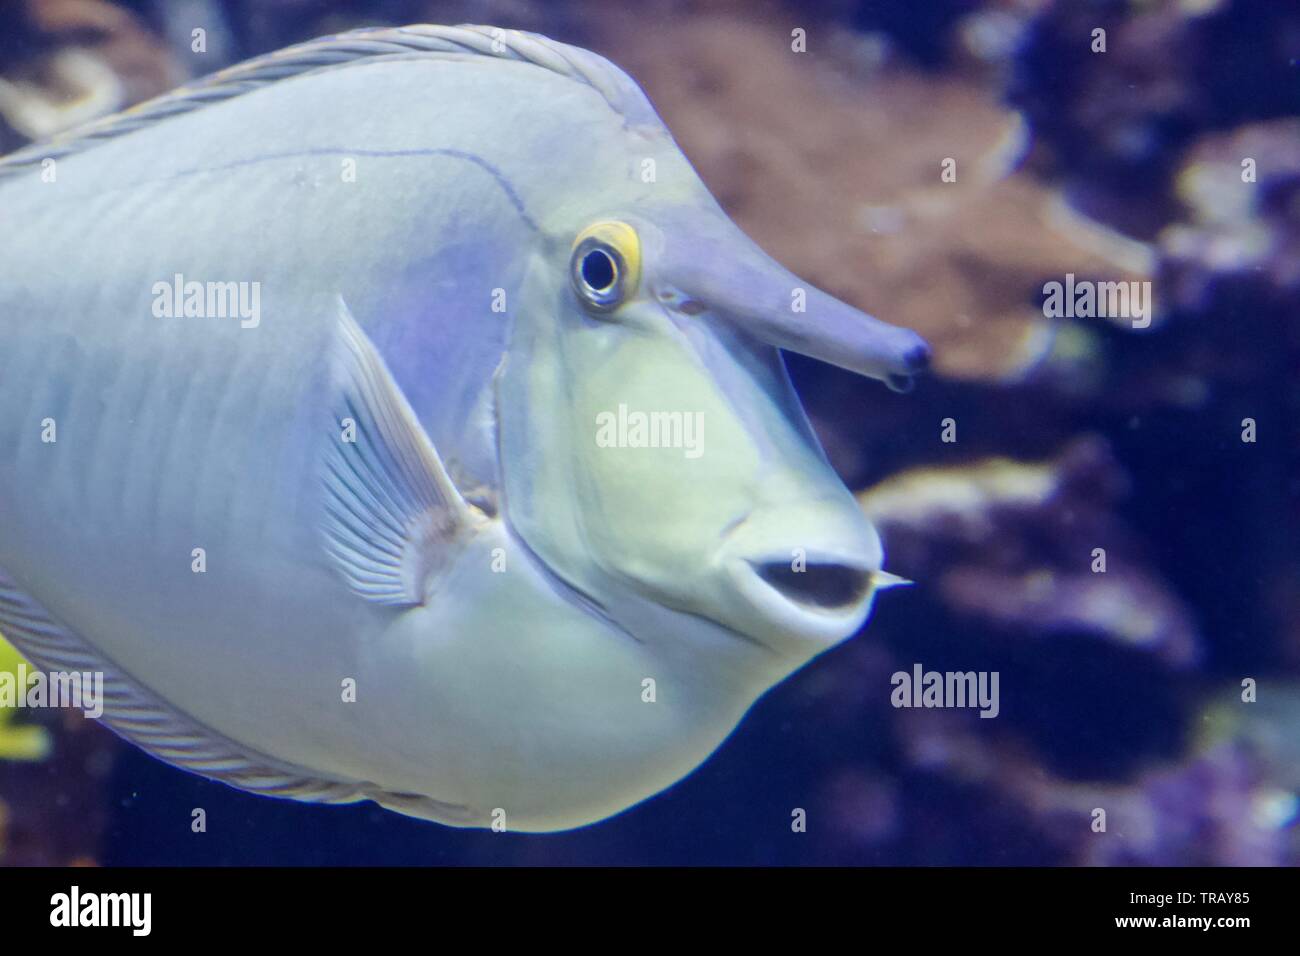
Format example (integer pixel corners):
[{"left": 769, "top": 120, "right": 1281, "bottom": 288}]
[{"left": 714, "top": 499, "right": 888, "bottom": 652}]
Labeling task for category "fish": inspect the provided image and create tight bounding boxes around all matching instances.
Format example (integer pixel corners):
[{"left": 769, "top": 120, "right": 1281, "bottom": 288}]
[
  {"left": 0, "top": 24, "right": 929, "bottom": 831},
  {"left": 0, "top": 632, "right": 51, "bottom": 761}
]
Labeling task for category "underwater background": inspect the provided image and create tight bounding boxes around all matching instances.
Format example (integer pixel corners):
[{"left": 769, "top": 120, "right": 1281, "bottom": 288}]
[{"left": 0, "top": 0, "right": 1296, "bottom": 865}]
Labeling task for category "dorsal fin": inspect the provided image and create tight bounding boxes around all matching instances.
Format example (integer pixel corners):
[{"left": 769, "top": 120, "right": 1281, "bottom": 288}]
[{"left": 0, "top": 23, "right": 658, "bottom": 182}]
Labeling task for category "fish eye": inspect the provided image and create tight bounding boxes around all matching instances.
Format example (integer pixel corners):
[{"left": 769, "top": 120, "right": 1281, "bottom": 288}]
[
  {"left": 570, "top": 221, "right": 641, "bottom": 313},
  {"left": 581, "top": 248, "right": 617, "bottom": 293}
]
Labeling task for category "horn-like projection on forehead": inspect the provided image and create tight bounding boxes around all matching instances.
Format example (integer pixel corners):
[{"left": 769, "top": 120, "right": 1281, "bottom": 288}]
[{"left": 657, "top": 210, "right": 931, "bottom": 392}]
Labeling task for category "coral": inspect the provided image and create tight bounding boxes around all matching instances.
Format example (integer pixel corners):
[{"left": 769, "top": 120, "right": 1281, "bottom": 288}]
[
  {"left": 1161, "top": 119, "right": 1300, "bottom": 314},
  {"left": 0, "top": 0, "right": 180, "bottom": 152},
  {"left": 1008, "top": 0, "right": 1300, "bottom": 232},
  {"left": 858, "top": 437, "right": 1201, "bottom": 666}
]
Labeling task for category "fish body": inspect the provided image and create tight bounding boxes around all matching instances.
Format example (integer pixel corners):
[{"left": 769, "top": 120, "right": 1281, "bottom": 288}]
[{"left": 0, "top": 26, "right": 928, "bottom": 830}]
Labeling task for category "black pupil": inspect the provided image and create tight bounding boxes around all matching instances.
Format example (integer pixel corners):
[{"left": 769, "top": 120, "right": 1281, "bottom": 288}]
[{"left": 581, "top": 249, "right": 617, "bottom": 292}]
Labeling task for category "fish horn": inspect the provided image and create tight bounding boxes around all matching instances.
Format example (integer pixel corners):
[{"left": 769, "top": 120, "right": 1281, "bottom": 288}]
[{"left": 662, "top": 209, "right": 931, "bottom": 391}]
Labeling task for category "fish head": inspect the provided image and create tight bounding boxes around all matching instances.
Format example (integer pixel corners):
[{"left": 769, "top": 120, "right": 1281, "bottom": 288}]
[{"left": 493, "top": 75, "right": 927, "bottom": 660}]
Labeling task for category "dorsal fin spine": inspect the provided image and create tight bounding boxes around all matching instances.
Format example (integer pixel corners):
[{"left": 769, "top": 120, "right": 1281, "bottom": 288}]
[{"left": 0, "top": 24, "right": 654, "bottom": 181}]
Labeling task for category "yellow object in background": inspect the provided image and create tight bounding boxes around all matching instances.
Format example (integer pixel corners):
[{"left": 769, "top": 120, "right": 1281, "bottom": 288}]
[{"left": 0, "top": 631, "right": 52, "bottom": 761}]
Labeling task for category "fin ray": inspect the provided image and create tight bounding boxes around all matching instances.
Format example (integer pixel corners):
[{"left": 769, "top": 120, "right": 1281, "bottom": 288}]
[
  {"left": 0, "top": 24, "right": 655, "bottom": 182},
  {"left": 323, "top": 297, "right": 482, "bottom": 607},
  {"left": 0, "top": 566, "right": 480, "bottom": 823},
  {"left": 0, "top": 566, "right": 365, "bottom": 804}
]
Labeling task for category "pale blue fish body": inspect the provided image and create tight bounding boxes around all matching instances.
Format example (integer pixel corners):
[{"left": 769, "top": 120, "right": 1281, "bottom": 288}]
[{"left": 0, "top": 26, "right": 928, "bottom": 830}]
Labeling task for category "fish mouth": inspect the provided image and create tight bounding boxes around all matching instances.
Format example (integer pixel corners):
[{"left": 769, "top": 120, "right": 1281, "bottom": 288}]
[
  {"left": 750, "top": 560, "right": 874, "bottom": 611},
  {"left": 724, "top": 553, "right": 879, "bottom": 648}
]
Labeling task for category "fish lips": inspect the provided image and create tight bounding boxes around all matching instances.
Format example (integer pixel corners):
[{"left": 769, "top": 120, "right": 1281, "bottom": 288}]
[{"left": 718, "top": 550, "right": 881, "bottom": 652}]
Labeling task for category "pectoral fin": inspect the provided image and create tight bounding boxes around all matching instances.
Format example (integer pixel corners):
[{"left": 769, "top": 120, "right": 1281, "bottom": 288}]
[{"left": 323, "top": 297, "right": 484, "bottom": 606}]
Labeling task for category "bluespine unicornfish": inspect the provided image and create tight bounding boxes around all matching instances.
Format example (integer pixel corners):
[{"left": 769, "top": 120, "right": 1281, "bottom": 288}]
[{"left": 0, "top": 25, "right": 928, "bottom": 831}]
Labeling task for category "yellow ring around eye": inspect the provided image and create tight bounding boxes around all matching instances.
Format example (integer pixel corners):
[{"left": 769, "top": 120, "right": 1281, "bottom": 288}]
[{"left": 572, "top": 220, "right": 641, "bottom": 304}]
